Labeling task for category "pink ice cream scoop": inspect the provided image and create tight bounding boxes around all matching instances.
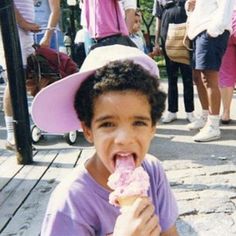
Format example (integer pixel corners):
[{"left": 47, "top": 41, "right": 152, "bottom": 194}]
[{"left": 107, "top": 154, "right": 150, "bottom": 207}]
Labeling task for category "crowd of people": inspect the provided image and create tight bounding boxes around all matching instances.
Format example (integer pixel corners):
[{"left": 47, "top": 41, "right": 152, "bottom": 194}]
[
  {"left": 1, "top": 0, "right": 236, "bottom": 235},
  {"left": 152, "top": 0, "right": 235, "bottom": 142}
]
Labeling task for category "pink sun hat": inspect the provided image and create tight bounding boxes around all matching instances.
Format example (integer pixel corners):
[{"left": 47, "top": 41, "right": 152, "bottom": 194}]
[{"left": 31, "top": 45, "right": 160, "bottom": 133}]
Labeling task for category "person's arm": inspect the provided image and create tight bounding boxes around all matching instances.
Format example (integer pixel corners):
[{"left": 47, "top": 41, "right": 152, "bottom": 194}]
[
  {"left": 121, "top": 0, "right": 136, "bottom": 34},
  {"left": 14, "top": 5, "right": 40, "bottom": 32},
  {"left": 40, "top": 0, "right": 61, "bottom": 47},
  {"left": 152, "top": 16, "right": 162, "bottom": 56},
  {"left": 150, "top": 0, "right": 162, "bottom": 57},
  {"left": 125, "top": 9, "right": 136, "bottom": 34}
]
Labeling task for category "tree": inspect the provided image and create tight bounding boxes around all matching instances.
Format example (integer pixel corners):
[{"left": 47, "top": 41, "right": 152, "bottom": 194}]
[{"left": 138, "top": 0, "right": 155, "bottom": 51}]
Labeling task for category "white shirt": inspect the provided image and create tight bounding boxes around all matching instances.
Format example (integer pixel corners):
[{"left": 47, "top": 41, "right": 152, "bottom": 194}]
[{"left": 186, "top": 0, "right": 235, "bottom": 39}]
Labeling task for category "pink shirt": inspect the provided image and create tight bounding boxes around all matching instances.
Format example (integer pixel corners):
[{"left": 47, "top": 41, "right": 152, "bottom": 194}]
[{"left": 83, "top": 0, "right": 129, "bottom": 39}]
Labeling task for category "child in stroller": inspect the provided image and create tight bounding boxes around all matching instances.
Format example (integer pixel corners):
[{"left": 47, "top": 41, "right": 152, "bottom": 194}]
[{"left": 26, "top": 45, "right": 79, "bottom": 144}]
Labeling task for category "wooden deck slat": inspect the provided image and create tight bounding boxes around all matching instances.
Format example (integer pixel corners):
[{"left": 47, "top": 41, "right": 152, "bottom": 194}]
[
  {"left": 1, "top": 149, "right": 80, "bottom": 236},
  {"left": 0, "top": 151, "right": 58, "bottom": 232},
  {"left": 0, "top": 150, "right": 13, "bottom": 165},
  {"left": 0, "top": 155, "right": 23, "bottom": 190}
]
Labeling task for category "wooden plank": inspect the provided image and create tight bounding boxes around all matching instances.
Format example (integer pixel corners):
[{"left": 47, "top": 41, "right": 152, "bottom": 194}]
[
  {"left": 76, "top": 147, "right": 95, "bottom": 166},
  {"left": 0, "top": 150, "right": 57, "bottom": 232},
  {"left": 0, "top": 155, "right": 23, "bottom": 190},
  {"left": 1, "top": 149, "right": 80, "bottom": 236},
  {"left": 0, "top": 150, "right": 15, "bottom": 165}
]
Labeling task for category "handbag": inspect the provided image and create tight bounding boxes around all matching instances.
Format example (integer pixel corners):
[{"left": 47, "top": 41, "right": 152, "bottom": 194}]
[{"left": 165, "top": 22, "right": 192, "bottom": 65}]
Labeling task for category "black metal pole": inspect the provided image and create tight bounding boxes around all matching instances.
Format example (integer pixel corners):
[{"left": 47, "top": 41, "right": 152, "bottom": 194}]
[
  {"left": 69, "top": 5, "right": 76, "bottom": 60},
  {"left": 0, "top": 0, "right": 33, "bottom": 164}
]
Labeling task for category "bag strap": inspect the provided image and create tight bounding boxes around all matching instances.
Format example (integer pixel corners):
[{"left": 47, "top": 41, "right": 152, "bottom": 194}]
[{"left": 183, "top": 23, "right": 192, "bottom": 51}]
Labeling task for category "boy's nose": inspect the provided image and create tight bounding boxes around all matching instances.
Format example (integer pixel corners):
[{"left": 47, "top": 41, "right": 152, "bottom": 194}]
[{"left": 114, "top": 128, "right": 134, "bottom": 145}]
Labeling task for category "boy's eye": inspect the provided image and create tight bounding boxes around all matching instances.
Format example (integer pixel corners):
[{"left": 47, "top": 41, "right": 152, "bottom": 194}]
[
  {"left": 99, "top": 122, "right": 114, "bottom": 128},
  {"left": 133, "top": 120, "right": 148, "bottom": 126}
]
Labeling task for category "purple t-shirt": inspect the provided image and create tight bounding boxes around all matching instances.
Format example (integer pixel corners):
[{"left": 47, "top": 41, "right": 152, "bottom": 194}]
[{"left": 41, "top": 155, "right": 178, "bottom": 236}]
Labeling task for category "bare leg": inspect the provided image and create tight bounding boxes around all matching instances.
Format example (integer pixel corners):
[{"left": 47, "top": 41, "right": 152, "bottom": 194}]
[
  {"left": 3, "top": 83, "right": 13, "bottom": 116},
  {"left": 193, "top": 69, "right": 208, "bottom": 110},
  {"left": 201, "top": 70, "right": 220, "bottom": 115},
  {"left": 220, "top": 86, "right": 234, "bottom": 120}
]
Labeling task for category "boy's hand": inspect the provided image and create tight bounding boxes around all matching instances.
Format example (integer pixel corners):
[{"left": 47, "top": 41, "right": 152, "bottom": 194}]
[{"left": 113, "top": 197, "right": 161, "bottom": 236}]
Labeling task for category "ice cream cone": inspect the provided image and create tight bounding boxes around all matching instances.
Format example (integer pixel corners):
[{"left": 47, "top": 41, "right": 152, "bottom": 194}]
[{"left": 117, "top": 195, "right": 140, "bottom": 207}]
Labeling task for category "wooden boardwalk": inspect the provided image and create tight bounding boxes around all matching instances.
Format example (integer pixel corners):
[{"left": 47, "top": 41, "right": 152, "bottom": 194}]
[{"left": 0, "top": 147, "right": 94, "bottom": 235}]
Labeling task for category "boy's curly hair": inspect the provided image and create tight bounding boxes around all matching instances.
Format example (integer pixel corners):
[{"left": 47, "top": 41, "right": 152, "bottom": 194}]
[{"left": 74, "top": 60, "right": 166, "bottom": 128}]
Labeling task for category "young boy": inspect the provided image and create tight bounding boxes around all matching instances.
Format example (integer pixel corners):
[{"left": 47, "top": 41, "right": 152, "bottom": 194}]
[
  {"left": 32, "top": 45, "right": 179, "bottom": 236},
  {"left": 129, "top": 9, "right": 147, "bottom": 53}
]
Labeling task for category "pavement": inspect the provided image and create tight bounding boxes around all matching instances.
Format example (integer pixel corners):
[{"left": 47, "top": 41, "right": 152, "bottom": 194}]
[{"left": 0, "top": 78, "right": 236, "bottom": 235}]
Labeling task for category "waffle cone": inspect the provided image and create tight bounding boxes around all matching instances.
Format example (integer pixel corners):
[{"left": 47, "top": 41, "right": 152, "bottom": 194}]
[{"left": 117, "top": 195, "right": 140, "bottom": 207}]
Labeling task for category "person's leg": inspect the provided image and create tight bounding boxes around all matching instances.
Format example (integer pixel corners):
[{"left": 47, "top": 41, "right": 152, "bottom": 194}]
[
  {"left": 187, "top": 69, "right": 208, "bottom": 129},
  {"left": 220, "top": 87, "right": 234, "bottom": 121},
  {"left": 4, "top": 28, "right": 34, "bottom": 150},
  {"left": 3, "top": 83, "right": 15, "bottom": 150},
  {"left": 190, "top": 31, "right": 229, "bottom": 139},
  {"left": 162, "top": 53, "right": 178, "bottom": 123},
  {"left": 166, "top": 59, "right": 179, "bottom": 113},
  {"left": 201, "top": 70, "right": 221, "bottom": 115},
  {"left": 219, "top": 36, "right": 236, "bottom": 122},
  {"left": 179, "top": 63, "right": 195, "bottom": 122},
  {"left": 193, "top": 70, "right": 221, "bottom": 141}
]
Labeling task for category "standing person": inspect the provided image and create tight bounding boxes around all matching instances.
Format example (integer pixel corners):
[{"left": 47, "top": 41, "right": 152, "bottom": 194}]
[
  {"left": 186, "top": 0, "right": 234, "bottom": 142},
  {"left": 82, "top": 0, "right": 137, "bottom": 51},
  {"left": 34, "top": 0, "right": 63, "bottom": 49},
  {"left": 3, "top": 0, "right": 40, "bottom": 151},
  {"left": 152, "top": 0, "right": 195, "bottom": 124},
  {"left": 219, "top": 7, "right": 236, "bottom": 124},
  {"left": 32, "top": 45, "right": 179, "bottom": 236}
]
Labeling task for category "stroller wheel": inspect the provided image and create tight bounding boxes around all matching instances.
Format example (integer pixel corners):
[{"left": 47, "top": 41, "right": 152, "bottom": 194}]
[
  {"left": 65, "top": 131, "right": 78, "bottom": 145},
  {"left": 31, "top": 125, "right": 42, "bottom": 143}
]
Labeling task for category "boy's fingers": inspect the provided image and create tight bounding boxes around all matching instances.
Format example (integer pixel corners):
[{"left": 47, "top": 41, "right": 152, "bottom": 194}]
[{"left": 132, "top": 197, "right": 150, "bottom": 217}]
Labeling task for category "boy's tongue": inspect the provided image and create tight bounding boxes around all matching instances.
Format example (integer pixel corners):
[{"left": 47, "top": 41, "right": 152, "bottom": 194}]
[{"left": 115, "top": 154, "right": 135, "bottom": 171}]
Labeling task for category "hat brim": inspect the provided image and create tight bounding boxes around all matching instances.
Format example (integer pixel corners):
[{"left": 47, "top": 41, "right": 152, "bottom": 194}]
[{"left": 31, "top": 70, "right": 94, "bottom": 133}]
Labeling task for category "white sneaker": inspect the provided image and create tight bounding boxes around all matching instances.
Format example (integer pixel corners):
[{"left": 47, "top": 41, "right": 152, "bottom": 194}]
[
  {"left": 193, "top": 125, "right": 221, "bottom": 142},
  {"left": 187, "top": 116, "right": 206, "bottom": 130},
  {"left": 186, "top": 112, "right": 196, "bottom": 123},
  {"left": 162, "top": 112, "right": 177, "bottom": 123}
]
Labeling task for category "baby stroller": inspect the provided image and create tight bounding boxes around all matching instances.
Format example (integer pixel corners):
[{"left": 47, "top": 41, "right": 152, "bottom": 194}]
[{"left": 26, "top": 30, "right": 79, "bottom": 145}]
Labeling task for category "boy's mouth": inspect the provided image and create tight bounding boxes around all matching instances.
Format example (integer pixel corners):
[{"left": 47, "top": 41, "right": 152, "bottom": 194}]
[{"left": 113, "top": 153, "right": 137, "bottom": 171}]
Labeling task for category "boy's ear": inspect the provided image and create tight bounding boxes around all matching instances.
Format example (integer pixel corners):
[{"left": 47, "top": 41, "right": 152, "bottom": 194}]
[
  {"left": 151, "top": 125, "right": 156, "bottom": 137},
  {"left": 81, "top": 122, "right": 94, "bottom": 143}
]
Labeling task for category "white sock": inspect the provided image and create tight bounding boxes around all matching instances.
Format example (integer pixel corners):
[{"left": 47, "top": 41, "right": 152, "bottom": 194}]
[
  {"left": 208, "top": 115, "right": 220, "bottom": 128},
  {"left": 202, "top": 110, "right": 208, "bottom": 120},
  {"left": 4, "top": 116, "right": 15, "bottom": 144}
]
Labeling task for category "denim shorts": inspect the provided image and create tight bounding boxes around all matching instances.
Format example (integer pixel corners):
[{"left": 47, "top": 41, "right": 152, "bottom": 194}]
[{"left": 192, "top": 30, "right": 229, "bottom": 71}]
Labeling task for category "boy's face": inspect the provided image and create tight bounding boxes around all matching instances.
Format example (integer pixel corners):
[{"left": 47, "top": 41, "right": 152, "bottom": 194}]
[
  {"left": 82, "top": 90, "right": 156, "bottom": 177},
  {"left": 132, "top": 15, "right": 141, "bottom": 33}
]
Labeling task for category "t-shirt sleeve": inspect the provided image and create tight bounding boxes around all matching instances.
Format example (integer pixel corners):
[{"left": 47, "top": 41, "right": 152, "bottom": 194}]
[
  {"left": 122, "top": 0, "right": 136, "bottom": 10},
  {"left": 156, "top": 164, "right": 179, "bottom": 232},
  {"left": 41, "top": 212, "right": 96, "bottom": 236},
  {"left": 143, "top": 156, "right": 179, "bottom": 233}
]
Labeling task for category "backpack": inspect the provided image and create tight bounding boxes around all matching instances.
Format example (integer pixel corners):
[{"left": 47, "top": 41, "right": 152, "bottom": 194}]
[{"left": 26, "top": 46, "right": 78, "bottom": 96}]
